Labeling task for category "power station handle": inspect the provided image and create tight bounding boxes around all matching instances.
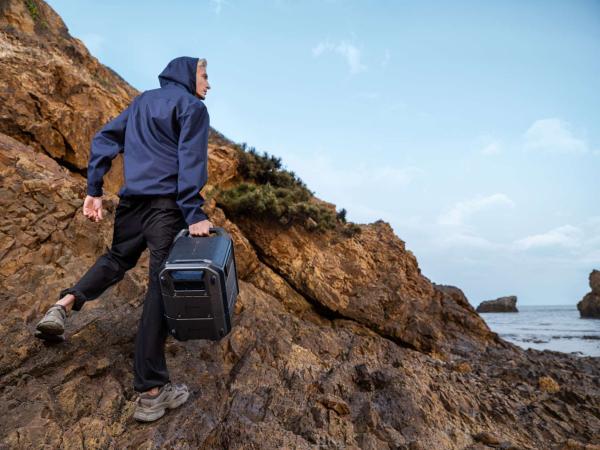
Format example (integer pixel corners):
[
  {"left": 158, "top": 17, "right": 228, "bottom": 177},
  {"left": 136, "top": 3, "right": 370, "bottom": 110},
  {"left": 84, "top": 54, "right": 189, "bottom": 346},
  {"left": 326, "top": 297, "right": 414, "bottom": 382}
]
[{"left": 175, "top": 227, "right": 225, "bottom": 241}]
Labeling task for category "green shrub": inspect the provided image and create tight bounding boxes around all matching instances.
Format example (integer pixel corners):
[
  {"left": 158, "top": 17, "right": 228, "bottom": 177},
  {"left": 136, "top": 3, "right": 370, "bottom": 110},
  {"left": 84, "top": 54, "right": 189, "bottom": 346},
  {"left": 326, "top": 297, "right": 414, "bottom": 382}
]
[
  {"left": 25, "top": 0, "right": 39, "bottom": 21},
  {"left": 236, "top": 145, "right": 309, "bottom": 192},
  {"left": 342, "top": 223, "right": 362, "bottom": 237},
  {"left": 218, "top": 182, "right": 337, "bottom": 231},
  {"left": 221, "top": 142, "right": 360, "bottom": 235}
]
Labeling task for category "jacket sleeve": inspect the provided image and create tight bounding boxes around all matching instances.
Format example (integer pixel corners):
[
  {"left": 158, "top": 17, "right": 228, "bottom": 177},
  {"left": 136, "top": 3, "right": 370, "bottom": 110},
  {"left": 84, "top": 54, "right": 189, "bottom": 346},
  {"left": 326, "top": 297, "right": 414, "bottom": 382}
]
[
  {"left": 87, "top": 105, "right": 131, "bottom": 197},
  {"left": 177, "top": 103, "right": 209, "bottom": 225}
]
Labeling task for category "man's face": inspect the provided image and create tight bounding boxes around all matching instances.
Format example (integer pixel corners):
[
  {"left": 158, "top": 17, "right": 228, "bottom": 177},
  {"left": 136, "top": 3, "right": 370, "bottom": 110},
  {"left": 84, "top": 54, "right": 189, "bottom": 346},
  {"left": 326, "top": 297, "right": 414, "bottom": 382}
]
[{"left": 196, "top": 64, "right": 210, "bottom": 100}]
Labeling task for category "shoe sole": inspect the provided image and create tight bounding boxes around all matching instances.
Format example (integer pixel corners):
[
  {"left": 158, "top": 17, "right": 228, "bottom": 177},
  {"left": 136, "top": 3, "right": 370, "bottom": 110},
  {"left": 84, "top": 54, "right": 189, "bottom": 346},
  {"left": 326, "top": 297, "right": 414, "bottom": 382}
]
[
  {"left": 36, "top": 321, "right": 64, "bottom": 335},
  {"left": 34, "top": 330, "right": 65, "bottom": 342},
  {"left": 133, "top": 389, "right": 190, "bottom": 422}
]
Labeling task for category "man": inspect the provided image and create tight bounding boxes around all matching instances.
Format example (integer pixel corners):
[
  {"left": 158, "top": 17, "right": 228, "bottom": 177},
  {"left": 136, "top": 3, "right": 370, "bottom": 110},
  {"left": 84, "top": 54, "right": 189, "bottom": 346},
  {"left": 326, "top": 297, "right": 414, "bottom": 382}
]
[{"left": 34, "top": 56, "right": 212, "bottom": 422}]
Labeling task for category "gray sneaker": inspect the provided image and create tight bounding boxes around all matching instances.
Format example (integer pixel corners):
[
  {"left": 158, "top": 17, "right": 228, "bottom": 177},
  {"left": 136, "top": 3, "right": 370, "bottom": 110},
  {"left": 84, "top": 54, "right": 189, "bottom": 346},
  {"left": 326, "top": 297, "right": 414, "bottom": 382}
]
[
  {"left": 35, "top": 304, "right": 67, "bottom": 340},
  {"left": 133, "top": 383, "right": 190, "bottom": 422}
]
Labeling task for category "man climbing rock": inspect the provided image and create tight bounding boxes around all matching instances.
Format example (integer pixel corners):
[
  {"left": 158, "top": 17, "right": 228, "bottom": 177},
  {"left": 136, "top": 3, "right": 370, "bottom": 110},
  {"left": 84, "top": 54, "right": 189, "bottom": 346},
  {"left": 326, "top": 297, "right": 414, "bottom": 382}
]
[{"left": 34, "top": 56, "right": 212, "bottom": 422}]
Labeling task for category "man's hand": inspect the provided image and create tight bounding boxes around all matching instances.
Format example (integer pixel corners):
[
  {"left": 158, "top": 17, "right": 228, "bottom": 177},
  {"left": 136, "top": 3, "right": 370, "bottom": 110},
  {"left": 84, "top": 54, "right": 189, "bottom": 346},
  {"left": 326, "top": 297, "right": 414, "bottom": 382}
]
[
  {"left": 83, "top": 195, "right": 103, "bottom": 222},
  {"left": 189, "top": 219, "right": 213, "bottom": 236}
]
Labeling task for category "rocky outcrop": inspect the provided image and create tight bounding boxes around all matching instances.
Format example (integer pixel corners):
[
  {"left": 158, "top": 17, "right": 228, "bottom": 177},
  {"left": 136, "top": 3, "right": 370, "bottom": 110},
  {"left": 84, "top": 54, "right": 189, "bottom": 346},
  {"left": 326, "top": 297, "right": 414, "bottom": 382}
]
[
  {"left": 476, "top": 296, "right": 518, "bottom": 313},
  {"left": 234, "top": 217, "right": 498, "bottom": 355},
  {"left": 1, "top": 1, "right": 599, "bottom": 448},
  {"left": 0, "top": 0, "right": 135, "bottom": 193},
  {"left": 591, "top": 269, "right": 600, "bottom": 294},
  {"left": 577, "top": 270, "right": 600, "bottom": 318}
]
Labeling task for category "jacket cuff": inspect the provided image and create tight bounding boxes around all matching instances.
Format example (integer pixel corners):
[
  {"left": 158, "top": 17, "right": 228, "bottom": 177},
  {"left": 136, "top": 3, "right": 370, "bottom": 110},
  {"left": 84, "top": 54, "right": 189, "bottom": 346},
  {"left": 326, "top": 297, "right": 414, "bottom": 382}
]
[
  {"left": 87, "top": 185, "right": 103, "bottom": 197},
  {"left": 185, "top": 209, "right": 209, "bottom": 225}
]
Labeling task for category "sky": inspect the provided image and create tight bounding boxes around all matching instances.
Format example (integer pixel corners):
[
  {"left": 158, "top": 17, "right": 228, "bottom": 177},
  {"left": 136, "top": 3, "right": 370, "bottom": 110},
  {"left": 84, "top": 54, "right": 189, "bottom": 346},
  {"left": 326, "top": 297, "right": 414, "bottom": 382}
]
[{"left": 46, "top": 0, "right": 600, "bottom": 306}]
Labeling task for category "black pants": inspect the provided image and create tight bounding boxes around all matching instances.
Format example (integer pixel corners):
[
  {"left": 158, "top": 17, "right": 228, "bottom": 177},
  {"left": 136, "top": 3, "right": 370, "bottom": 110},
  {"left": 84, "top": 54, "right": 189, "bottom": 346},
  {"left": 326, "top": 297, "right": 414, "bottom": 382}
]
[{"left": 60, "top": 196, "right": 188, "bottom": 392}]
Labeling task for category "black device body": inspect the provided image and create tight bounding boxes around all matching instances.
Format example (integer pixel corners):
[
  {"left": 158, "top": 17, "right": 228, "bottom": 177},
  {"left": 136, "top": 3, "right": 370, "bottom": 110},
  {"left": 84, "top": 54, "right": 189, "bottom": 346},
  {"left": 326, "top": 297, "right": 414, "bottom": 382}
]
[{"left": 159, "top": 227, "right": 239, "bottom": 341}]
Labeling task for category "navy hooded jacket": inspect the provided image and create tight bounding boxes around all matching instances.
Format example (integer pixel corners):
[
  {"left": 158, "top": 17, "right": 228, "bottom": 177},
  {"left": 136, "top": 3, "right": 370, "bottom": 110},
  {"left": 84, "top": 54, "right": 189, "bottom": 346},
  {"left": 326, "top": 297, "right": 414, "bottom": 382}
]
[{"left": 87, "top": 56, "right": 209, "bottom": 225}]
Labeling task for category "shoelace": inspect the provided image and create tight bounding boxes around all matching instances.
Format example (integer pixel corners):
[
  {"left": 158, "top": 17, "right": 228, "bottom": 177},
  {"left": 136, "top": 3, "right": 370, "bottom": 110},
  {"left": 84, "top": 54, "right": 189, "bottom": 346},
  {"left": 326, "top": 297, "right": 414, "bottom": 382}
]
[
  {"left": 136, "top": 383, "right": 188, "bottom": 404},
  {"left": 48, "top": 305, "right": 67, "bottom": 318}
]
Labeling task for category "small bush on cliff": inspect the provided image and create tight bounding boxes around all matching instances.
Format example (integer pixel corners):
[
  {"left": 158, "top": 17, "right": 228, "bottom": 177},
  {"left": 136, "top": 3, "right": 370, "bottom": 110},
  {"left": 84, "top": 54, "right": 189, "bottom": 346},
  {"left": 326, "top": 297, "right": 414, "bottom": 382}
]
[
  {"left": 342, "top": 223, "right": 361, "bottom": 237},
  {"left": 236, "top": 145, "right": 309, "bottom": 192},
  {"left": 25, "top": 0, "right": 39, "bottom": 21},
  {"left": 218, "top": 142, "right": 361, "bottom": 236},
  {"left": 218, "top": 182, "right": 338, "bottom": 231}
]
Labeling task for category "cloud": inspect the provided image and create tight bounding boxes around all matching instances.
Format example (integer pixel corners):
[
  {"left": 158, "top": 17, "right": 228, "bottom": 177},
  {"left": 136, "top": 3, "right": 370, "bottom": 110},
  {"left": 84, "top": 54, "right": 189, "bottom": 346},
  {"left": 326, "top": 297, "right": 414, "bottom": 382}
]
[
  {"left": 284, "top": 152, "right": 422, "bottom": 222},
  {"left": 481, "top": 141, "right": 501, "bottom": 156},
  {"left": 312, "top": 40, "right": 366, "bottom": 74},
  {"left": 438, "top": 194, "right": 515, "bottom": 226},
  {"left": 210, "top": 0, "right": 228, "bottom": 14},
  {"left": 508, "top": 218, "right": 600, "bottom": 268},
  {"left": 514, "top": 225, "right": 583, "bottom": 250},
  {"left": 524, "top": 118, "right": 589, "bottom": 154},
  {"left": 436, "top": 232, "right": 502, "bottom": 251},
  {"left": 288, "top": 153, "right": 422, "bottom": 190}
]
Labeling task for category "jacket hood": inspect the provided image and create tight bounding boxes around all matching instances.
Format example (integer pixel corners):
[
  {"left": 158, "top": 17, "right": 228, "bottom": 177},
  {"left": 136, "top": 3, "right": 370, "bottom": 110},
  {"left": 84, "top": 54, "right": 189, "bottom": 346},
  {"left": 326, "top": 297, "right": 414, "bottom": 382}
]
[{"left": 158, "top": 56, "right": 199, "bottom": 94}]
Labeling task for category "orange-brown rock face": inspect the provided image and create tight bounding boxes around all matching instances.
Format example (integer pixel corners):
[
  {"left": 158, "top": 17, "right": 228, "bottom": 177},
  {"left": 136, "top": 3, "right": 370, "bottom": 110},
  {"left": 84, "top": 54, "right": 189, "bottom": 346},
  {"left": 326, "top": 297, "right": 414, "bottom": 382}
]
[
  {"left": 234, "top": 217, "right": 498, "bottom": 354},
  {"left": 1, "top": 1, "right": 599, "bottom": 448},
  {"left": 0, "top": 0, "right": 137, "bottom": 193}
]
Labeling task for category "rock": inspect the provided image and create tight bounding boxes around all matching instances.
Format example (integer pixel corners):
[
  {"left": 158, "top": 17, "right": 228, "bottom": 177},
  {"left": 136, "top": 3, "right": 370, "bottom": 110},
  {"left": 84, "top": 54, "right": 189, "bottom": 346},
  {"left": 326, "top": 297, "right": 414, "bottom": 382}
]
[
  {"left": 578, "top": 293, "right": 600, "bottom": 319},
  {"left": 590, "top": 270, "right": 600, "bottom": 295},
  {"left": 317, "top": 394, "right": 350, "bottom": 416},
  {"left": 453, "top": 361, "right": 472, "bottom": 373},
  {"left": 233, "top": 219, "right": 499, "bottom": 354},
  {"left": 473, "top": 431, "right": 501, "bottom": 445},
  {"left": 1, "top": 1, "right": 600, "bottom": 448},
  {"left": 558, "top": 439, "right": 600, "bottom": 450},
  {"left": 476, "top": 296, "right": 518, "bottom": 313},
  {"left": 577, "top": 270, "right": 600, "bottom": 318},
  {"left": 0, "top": 0, "right": 136, "bottom": 194}
]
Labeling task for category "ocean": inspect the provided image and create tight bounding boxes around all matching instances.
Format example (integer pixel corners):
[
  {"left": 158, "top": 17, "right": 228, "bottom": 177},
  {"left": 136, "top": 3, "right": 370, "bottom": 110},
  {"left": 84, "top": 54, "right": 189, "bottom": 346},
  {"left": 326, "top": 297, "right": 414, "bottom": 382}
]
[{"left": 479, "top": 305, "right": 600, "bottom": 357}]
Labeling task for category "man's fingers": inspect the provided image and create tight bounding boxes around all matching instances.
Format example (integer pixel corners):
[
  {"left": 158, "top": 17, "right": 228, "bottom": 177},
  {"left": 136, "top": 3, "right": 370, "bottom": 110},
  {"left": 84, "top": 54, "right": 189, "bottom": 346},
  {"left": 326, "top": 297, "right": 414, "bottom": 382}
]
[
  {"left": 188, "top": 229, "right": 210, "bottom": 237},
  {"left": 83, "top": 208, "right": 99, "bottom": 222}
]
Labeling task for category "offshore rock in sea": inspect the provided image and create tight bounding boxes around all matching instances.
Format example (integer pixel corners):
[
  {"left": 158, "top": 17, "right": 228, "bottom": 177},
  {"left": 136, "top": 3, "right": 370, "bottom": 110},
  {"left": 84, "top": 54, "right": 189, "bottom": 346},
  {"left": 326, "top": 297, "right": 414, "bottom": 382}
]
[
  {"left": 590, "top": 269, "right": 600, "bottom": 295},
  {"left": 577, "top": 270, "right": 600, "bottom": 318},
  {"left": 476, "top": 295, "right": 518, "bottom": 313}
]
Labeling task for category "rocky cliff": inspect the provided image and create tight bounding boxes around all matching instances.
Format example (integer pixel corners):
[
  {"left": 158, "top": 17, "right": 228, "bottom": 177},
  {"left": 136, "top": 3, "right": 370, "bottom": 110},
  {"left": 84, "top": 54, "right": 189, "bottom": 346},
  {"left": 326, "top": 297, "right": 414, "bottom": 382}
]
[
  {"left": 1, "top": 1, "right": 599, "bottom": 449},
  {"left": 0, "top": 0, "right": 135, "bottom": 193}
]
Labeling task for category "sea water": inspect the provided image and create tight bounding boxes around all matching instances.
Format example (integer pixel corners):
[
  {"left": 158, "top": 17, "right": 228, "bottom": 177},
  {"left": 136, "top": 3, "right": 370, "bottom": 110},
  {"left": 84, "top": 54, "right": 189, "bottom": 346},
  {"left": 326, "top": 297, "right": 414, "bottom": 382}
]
[{"left": 480, "top": 305, "right": 600, "bottom": 357}]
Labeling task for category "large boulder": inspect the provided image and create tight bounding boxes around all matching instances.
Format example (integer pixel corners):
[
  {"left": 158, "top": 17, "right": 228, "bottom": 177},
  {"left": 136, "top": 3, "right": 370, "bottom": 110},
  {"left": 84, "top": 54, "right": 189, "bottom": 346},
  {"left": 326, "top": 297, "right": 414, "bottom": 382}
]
[
  {"left": 577, "top": 270, "right": 600, "bottom": 318},
  {"left": 476, "top": 296, "right": 518, "bottom": 313},
  {"left": 232, "top": 217, "right": 498, "bottom": 355}
]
